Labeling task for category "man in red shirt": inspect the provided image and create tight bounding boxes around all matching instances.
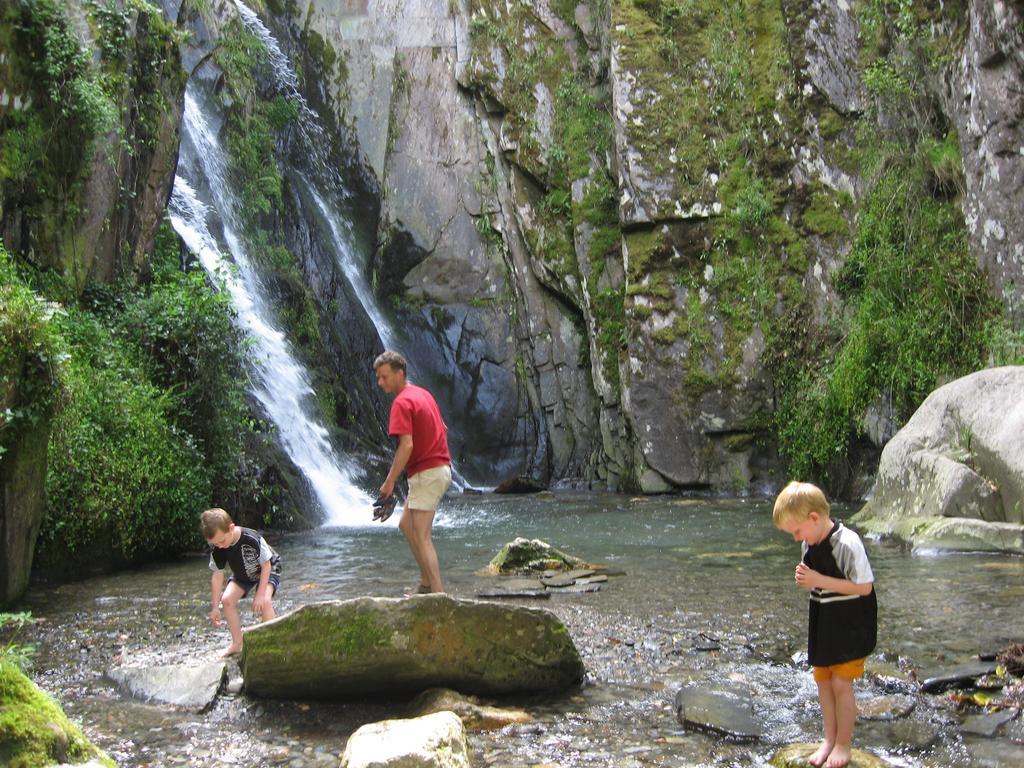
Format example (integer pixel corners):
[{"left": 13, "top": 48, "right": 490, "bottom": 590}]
[{"left": 374, "top": 351, "right": 453, "bottom": 594}]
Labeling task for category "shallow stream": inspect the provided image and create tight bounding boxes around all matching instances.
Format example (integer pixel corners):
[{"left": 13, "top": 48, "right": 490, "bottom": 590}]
[{"left": 19, "top": 494, "right": 1024, "bottom": 766}]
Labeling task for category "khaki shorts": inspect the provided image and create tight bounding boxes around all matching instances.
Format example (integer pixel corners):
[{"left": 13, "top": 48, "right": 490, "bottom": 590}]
[
  {"left": 406, "top": 465, "right": 452, "bottom": 512},
  {"left": 813, "top": 657, "right": 866, "bottom": 682}
]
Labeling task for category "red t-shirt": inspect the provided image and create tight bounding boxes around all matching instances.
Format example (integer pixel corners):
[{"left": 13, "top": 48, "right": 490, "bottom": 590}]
[{"left": 388, "top": 384, "right": 451, "bottom": 477}]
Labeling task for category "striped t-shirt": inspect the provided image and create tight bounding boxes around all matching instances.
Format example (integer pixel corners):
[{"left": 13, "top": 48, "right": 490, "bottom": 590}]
[{"left": 802, "top": 520, "right": 877, "bottom": 667}]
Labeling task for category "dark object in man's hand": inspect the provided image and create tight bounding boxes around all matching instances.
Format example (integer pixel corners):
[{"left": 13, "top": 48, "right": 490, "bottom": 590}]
[{"left": 372, "top": 494, "right": 397, "bottom": 522}]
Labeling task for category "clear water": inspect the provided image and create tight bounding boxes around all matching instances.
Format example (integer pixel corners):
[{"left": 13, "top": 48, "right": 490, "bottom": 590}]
[{"left": 19, "top": 494, "right": 1024, "bottom": 766}]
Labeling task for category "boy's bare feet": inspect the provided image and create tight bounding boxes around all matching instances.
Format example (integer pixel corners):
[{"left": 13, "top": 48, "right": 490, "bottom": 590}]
[
  {"left": 808, "top": 741, "right": 833, "bottom": 767},
  {"left": 219, "top": 645, "right": 242, "bottom": 659},
  {"left": 824, "top": 744, "right": 850, "bottom": 768}
]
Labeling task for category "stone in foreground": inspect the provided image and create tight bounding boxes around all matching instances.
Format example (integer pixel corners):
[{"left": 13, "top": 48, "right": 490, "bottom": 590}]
[
  {"left": 771, "top": 743, "right": 893, "bottom": 767},
  {"left": 674, "top": 683, "right": 762, "bottom": 742},
  {"left": 107, "top": 662, "right": 226, "bottom": 711},
  {"left": 241, "top": 595, "right": 584, "bottom": 699},
  {"left": 340, "top": 711, "right": 469, "bottom": 768}
]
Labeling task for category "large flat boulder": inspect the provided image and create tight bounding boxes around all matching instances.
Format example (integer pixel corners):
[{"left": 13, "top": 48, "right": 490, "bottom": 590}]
[
  {"left": 855, "top": 367, "right": 1024, "bottom": 553},
  {"left": 241, "top": 595, "right": 584, "bottom": 699}
]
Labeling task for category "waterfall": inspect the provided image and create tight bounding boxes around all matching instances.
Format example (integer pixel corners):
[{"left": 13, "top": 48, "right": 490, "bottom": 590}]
[{"left": 169, "top": 84, "right": 373, "bottom": 524}]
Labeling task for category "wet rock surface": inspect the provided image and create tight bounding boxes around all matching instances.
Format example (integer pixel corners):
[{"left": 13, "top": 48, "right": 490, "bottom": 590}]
[
  {"left": 770, "top": 743, "right": 893, "bottom": 767},
  {"left": 674, "top": 683, "right": 762, "bottom": 741},
  {"left": 106, "top": 662, "right": 226, "bottom": 712}
]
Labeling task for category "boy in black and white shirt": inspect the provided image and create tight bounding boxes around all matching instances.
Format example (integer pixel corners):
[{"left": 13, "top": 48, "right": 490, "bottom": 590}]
[
  {"left": 201, "top": 508, "right": 282, "bottom": 658},
  {"left": 773, "top": 482, "right": 877, "bottom": 768}
]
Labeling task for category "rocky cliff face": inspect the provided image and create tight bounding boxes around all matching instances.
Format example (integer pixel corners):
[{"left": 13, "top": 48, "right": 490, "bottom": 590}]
[
  {"left": 0, "top": 0, "right": 185, "bottom": 288},
  {"left": 268, "top": 0, "right": 1023, "bottom": 494}
]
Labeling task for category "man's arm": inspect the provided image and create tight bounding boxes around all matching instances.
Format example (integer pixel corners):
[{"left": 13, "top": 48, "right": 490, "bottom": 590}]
[
  {"left": 380, "top": 433, "right": 414, "bottom": 497},
  {"left": 209, "top": 570, "right": 224, "bottom": 625},
  {"left": 795, "top": 562, "right": 874, "bottom": 595}
]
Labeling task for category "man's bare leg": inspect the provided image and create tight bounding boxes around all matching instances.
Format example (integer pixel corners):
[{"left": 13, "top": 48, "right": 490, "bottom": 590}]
[
  {"left": 407, "top": 508, "right": 442, "bottom": 593},
  {"left": 399, "top": 508, "right": 430, "bottom": 589}
]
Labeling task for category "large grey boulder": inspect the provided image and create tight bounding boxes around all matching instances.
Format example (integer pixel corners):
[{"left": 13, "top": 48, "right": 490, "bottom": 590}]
[
  {"left": 241, "top": 595, "right": 584, "bottom": 699},
  {"left": 340, "top": 711, "right": 470, "bottom": 768},
  {"left": 855, "top": 367, "right": 1024, "bottom": 552}
]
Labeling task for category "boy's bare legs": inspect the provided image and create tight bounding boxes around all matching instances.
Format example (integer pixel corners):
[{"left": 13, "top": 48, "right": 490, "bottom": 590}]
[
  {"left": 809, "top": 676, "right": 836, "bottom": 767},
  {"left": 399, "top": 507, "right": 443, "bottom": 593},
  {"left": 219, "top": 581, "right": 246, "bottom": 657},
  {"left": 825, "top": 675, "right": 856, "bottom": 768}
]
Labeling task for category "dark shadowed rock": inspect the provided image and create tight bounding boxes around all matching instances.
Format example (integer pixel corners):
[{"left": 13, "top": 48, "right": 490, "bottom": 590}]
[
  {"left": 920, "top": 661, "right": 998, "bottom": 693},
  {"left": 493, "top": 476, "right": 548, "bottom": 494},
  {"left": 106, "top": 662, "right": 226, "bottom": 712},
  {"left": 674, "top": 683, "right": 762, "bottom": 742},
  {"left": 241, "top": 595, "right": 584, "bottom": 699}
]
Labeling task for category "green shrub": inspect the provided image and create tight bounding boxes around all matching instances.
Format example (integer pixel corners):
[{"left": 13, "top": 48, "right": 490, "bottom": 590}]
[
  {"left": 41, "top": 307, "right": 210, "bottom": 562},
  {"left": 0, "top": 246, "right": 63, "bottom": 459},
  {"left": 773, "top": 147, "right": 1000, "bottom": 480}
]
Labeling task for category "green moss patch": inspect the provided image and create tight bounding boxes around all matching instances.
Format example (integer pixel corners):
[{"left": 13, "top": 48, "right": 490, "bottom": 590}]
[{"left": 0, "top": 660, "right": 113, "bottom": 768}]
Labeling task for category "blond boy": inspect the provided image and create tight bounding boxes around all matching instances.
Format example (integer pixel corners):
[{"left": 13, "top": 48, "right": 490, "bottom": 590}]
[
  {"left": 201, "top": 508, "right": 282, "bottom": 658},
  {"left": 773, "top": 482, "right": 877, "bottom": 768}
]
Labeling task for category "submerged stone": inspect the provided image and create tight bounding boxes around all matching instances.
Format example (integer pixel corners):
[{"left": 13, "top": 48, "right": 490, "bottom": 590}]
[
  {"left": 107, "top": 662, "right": 226, "bottom": 712},
  {"left": 411, "top": 687, "right": 532, "bottom": 731},
  {"left": 858, "top": 693, "right": 916, "bottom": 721},
  {"left": 241, "top": 595, "right": 585, "bottom": 699},
  {"left": 961, "top": 708, "right": 1019, "bottom": 737},
  {"left": 674, "top": 683, "right": 762, "bottom": 742}
]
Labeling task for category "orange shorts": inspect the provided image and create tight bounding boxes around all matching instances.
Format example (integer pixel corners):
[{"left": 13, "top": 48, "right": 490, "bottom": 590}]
[{"left": 813, "top": 657, "right": 866, "bottom": 682}]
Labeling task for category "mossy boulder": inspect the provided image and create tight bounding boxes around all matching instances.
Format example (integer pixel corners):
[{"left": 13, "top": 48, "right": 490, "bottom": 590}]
[
  {"left": 770, "top": 743, "right": 892, "bottom": 768},
  {"left": 240, "top": 595, "right": 585, "bottom": 699},
  {"left": 0, "top": 660, "right": 114, "bottom": 768},
  {"left": 486, "top": 537, "right": 590, "bottom": 574}
]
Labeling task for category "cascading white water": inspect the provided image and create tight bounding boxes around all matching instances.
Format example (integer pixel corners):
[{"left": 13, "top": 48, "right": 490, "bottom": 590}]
[
  {"left": 232, "top": 1, "right": 400, "bottom": 350},
  {"left": 169, "top": 88, "right": 372, "bottom": 524}
]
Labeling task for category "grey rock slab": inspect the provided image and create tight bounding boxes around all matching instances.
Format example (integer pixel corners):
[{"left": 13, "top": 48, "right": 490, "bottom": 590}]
[
  {"left": 674, "top": 683, "right": 762, "bottom": 742},
  {"left": 107, "top": 661, "right": 226, "bottom": 711},
  {"left": 961, "top": 708, "right": 1019, "bottom": 737},
  {"left": 920, "top": 661, "right": 998, "bottom": 693},
  {"left": 476, "top": 590, "right": 551, "bottom": 600}
]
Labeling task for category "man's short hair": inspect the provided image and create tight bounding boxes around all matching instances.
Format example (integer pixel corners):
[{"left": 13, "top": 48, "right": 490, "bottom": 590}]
[
  {"left": 201, "top": 508, "right": 233, "bottom": 539},
  {"left": 772, "top": 481, "right": 830, "bottom": 527},
  {"left": 373, "top": 351, "right": 407, "bottom": 374}
]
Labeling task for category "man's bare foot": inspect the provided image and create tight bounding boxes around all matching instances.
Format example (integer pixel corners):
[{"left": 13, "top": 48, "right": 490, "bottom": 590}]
[
  {"left": 218, "top": 645, "right": 242, "bottom": 659},
  {"left": 824, "top": 744, "right": 850, "bottom": 768},
  {"left": 808, "top": 741, "right": 833, "bottom": 767}
]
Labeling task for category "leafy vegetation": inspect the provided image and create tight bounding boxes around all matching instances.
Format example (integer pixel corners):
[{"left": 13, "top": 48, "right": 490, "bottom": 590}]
[
  {"left": 0, "top": 246, "right": 63, "bottom": 460},
  {"left": 0, "top": 612, "right": 37, "bottom": 671}
]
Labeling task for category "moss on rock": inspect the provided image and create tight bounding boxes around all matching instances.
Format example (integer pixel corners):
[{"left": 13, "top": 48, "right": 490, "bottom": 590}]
[{"left": 0, "top": 660, "right": 114, "bottom": 768}]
